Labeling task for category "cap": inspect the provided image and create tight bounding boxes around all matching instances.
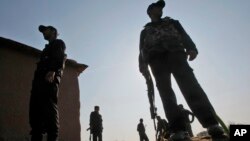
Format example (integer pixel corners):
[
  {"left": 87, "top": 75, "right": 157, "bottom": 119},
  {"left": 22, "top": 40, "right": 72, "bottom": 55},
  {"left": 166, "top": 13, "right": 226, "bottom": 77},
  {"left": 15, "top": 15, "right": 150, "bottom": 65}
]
[
  {"left": 38, "top": 25, "right": 57, "bottom": 35},
  {"left": 147, "top": 0, "right": 165, "bottom": 15}
]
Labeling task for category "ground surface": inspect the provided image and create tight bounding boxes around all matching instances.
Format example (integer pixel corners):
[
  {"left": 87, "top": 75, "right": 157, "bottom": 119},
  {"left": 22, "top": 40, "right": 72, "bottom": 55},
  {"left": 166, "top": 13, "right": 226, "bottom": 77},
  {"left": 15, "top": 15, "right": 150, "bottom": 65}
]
[{"left": 191, "top": 136, "right": 212, "bottom": 141}]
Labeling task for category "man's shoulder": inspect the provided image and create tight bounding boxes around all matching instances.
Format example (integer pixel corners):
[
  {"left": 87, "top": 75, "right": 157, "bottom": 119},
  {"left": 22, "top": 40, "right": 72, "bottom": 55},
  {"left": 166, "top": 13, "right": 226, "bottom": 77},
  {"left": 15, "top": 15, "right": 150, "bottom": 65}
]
[
  {"left": 90, "top": 111, "right": 101, "bottom": 116},
  {"left": 162, "top": 16, "right": 177, "bottom": 21},
  {"left": 53, "top": 39, "right": 66, "bottom": 49},
  {"left": 141, "top": 21, "right": 155, "bottom": 33},
  {"left": 53, "top": 39, "right": 63, "bottom": 43},
  {"left": 162, "top": 16, "right": 181, "bottom": 26},
  {"left": 143, "top": 16, "right": 178, "bottom": 27},
  {"left": 56, "top": 38, "right": 64, "bottom": 41}
]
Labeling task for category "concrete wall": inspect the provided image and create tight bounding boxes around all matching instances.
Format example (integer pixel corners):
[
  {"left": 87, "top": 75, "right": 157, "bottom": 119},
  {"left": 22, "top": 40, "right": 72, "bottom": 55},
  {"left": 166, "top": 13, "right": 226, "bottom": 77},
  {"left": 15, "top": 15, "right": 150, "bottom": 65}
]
[{"left": 0, "top": 38, "right": 86, "bottom": 141}]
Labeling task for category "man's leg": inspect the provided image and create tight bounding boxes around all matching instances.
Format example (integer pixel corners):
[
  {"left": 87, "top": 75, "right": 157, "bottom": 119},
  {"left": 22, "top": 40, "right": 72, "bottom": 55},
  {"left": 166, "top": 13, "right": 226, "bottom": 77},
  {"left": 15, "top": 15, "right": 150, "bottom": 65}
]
[
  {"left": 144, "top": 133, "right": 149, "bottom": 141},
  {"left": 30, "top": 104, "right": 44, "bottom": 141},
  {"left": 46, "top": 82, "right": 59, "bottom": 141},
  {"left": 46, "top": 105, "right": 59, "bottom": 141},
  {"left": 171, "top": 52, "right": 218, "bottom": 127},
  {"left": 172, "top": 52, "right": 229, "bottom": 140},
  {"left": 30, "top": 79, "right": 45, "bottom": 141},
  {"left": 139, "top": 133, "right": 143, "bottom": 141},
  {"left": 97, "top": 132, "right": 102, "bottom": 141},
  {"left": 30, "top": 97, "right": 44, "bottom": 141},
  {"left": 149, "top": 56, "right": 186, "bottom": 133},
  {"left": 93, "top": 133, "right": 98, "bottom": 141}
]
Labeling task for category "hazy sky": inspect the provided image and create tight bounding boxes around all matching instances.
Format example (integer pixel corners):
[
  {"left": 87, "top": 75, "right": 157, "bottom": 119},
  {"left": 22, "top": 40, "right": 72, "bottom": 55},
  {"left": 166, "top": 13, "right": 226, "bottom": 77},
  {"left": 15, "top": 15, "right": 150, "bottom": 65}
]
[{"left": 1, "top": 0, "right": 250, "bottom": 141}]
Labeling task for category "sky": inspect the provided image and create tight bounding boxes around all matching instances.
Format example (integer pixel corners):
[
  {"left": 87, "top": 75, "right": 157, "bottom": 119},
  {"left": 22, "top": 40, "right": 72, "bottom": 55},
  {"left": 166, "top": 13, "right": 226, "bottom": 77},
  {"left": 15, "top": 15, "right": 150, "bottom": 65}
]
[{"left": 1, "top": 0, "right": 250, "bottom": 141}]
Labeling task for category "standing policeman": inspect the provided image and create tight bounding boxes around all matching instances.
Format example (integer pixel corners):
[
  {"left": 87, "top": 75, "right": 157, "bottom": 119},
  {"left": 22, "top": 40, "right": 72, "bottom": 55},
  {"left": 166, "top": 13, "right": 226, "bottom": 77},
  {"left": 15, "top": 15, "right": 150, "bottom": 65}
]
[
  {"left": 90, "top": 106, "right": 103, "bottom": 141},
  {"left": 137, "top": 118, "right": 149, "bottom": 141},
  {"left": 139, "top": 0, "right": 228, "bottom": 141},
  {"left": 29, "top": 25, "right": 66, "bottom": 141}
]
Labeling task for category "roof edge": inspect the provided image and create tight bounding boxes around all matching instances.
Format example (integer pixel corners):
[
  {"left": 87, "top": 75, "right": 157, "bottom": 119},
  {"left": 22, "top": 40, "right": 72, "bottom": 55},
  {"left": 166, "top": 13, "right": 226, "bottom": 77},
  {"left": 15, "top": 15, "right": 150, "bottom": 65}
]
[{"left": 0, "top": 37, "right": 88, "bottom": 74}]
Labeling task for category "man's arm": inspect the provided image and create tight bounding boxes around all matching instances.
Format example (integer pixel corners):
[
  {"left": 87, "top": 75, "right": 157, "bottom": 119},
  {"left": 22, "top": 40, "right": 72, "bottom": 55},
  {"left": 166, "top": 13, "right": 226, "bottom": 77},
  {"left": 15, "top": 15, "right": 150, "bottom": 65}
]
[
  {"left": 139, "top": 30, "right": 149, "bottom": 75},
  {"left": 48, "top": 39, "right": 66, "bottom": 71},
  {"left": 89, "top": 112, "right": 94, "bottom": 129},
  {"left": 45, "top": 39, "right": 66, "bottom": 82},
  {"left": 100, "top": 114, "right": 103, "bottom": 130},
  {"left": 173, "top": 20, "right": 198, "bottom": 61}
]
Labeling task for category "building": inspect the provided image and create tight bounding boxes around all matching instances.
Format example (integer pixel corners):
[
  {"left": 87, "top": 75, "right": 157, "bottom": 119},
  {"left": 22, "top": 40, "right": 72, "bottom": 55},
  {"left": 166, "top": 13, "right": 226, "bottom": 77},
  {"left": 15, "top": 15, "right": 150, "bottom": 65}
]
[{"left": 0, "top": 37, "right": 87, "bottom": 141}]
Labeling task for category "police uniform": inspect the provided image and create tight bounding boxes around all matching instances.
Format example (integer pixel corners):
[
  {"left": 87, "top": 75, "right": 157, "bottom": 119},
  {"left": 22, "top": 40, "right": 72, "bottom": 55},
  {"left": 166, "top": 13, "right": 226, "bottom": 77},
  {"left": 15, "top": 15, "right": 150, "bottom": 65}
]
[
  {"left": 137, "top": 121, "right": 149, "bottom": 141},
  {"left": 90, "top": 111, "right": 103, "bottom": 141},
  {"left": 29, "top": 38, "right": 66, "bottom": 141},
  {"left": 139, "top": 17, "right": 219, "bottom": 133}
]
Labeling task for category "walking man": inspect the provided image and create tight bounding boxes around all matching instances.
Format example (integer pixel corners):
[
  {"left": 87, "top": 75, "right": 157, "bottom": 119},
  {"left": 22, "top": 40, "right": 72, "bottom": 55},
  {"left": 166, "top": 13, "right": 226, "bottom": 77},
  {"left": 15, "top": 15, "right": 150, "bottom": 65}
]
[
  {"left": 137, "top": 118, "right": 149, "bottom": 141},
  {"left": 90, "top": 106, "right": 103, "bottom": 141},
  {"left": 139, "top": 0, "right": 228, "bottom": 140},
  {"left": 29, "top": 25, "right": 66, "bottom": 141}
]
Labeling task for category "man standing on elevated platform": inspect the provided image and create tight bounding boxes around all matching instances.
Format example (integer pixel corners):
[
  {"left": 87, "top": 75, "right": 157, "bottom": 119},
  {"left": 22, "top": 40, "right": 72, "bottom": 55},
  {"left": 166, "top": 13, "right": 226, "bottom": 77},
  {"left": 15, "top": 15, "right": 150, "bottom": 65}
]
[
  {"left": 139, "top": 1, "right": 229, "bottom": 141},
  {"left": 29, "top": 25, "right": 66, "bottom": 141}
]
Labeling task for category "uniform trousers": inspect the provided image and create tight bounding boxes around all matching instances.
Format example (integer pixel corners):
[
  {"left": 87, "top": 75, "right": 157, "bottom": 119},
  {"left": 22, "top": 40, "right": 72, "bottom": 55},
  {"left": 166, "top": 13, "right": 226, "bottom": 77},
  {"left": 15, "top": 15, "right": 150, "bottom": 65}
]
[{"left": 148, "top": 51, "right": 218, "bottom": 132}]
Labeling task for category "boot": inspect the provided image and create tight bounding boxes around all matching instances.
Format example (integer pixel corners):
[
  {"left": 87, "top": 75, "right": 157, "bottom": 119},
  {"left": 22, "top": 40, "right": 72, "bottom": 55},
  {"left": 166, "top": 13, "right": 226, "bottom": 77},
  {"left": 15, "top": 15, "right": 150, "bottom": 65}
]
[
  {"left": 169, "top": 131, "right": 191, "bottom": 141},
  {"left": 207, "top": 124, "right": 229, "bottom": 141}
]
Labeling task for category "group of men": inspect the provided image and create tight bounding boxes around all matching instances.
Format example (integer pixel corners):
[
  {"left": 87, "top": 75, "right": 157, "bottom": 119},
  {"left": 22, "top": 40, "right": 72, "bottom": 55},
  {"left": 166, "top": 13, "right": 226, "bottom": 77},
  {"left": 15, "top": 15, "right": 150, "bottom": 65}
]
[
  {"left": 137, "top": 104, "right": 194, "bottom": 141},
  {"left": 28, "top": 0, "right": 228, "bottom": 141}
]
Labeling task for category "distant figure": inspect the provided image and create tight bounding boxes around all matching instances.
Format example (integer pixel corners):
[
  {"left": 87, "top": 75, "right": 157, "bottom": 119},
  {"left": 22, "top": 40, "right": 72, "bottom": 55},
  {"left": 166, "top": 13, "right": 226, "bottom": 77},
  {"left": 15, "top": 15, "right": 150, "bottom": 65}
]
[
  {"left": 178, "top": 104, "right": 195, "bottom": 137},
  {"left": 156, "top": 116, "right": 170, "bottom": 141},
  {"left": 90, "top": 106, "right": 103, "bottom": 141},
  {"left": 139, "top": 0, "right": 228, "bottom": 141},
  {"left": 29, "top": 25, "right": 66, "bottom": 141},
  {"left": 137, "top": 118, "right": 149, "bottom": 141}
]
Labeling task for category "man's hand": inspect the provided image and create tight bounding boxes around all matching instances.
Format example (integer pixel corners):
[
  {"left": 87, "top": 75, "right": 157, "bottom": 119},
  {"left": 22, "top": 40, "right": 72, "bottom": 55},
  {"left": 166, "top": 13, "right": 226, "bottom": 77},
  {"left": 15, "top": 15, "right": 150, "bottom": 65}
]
[
  {"left": 140, "top": 64, "right": 148, "bottom": 75},
  {"left": 187, "top": 50, "right": 198, "bottom": 61},
  {"left": 45, "top": 71, "right": 55, "bottom": 83}
]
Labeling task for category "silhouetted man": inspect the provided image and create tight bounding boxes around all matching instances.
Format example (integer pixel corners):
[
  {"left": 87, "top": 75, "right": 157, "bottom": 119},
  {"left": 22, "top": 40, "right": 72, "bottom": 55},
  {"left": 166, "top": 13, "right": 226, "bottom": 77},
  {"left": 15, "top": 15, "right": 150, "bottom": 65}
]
[
  {"left": 137, "top": 118, "right": 149, "bottom": 141},
  {"left": 139, "top": 0, "right": 228, "bottom": 141},
  {"left": 156, "top": 116, "right": 170, "bottom": 141},
  {"left": 29, "top": 25, "right": 66, "bottom": 141},
  {"left": 179, "top": 104, "right": 195, "bottom": 137},
  {"left": 90, "top": 106, "right": 103, "bottom": 141}
]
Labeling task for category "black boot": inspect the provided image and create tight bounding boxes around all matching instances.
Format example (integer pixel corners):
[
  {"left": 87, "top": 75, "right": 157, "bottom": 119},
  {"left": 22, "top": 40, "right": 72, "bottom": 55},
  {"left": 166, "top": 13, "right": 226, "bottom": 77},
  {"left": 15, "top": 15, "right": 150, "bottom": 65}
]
[{"left": 207, "top": 125, "right": 229, "bottom": 141}]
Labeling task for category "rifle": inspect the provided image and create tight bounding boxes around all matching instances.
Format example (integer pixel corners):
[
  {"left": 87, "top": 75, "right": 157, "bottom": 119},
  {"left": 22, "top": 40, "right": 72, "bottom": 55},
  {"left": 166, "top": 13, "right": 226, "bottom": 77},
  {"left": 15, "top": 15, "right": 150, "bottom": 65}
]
[{"left": 143, "top": 69, "right": 157, "bottom": 140}]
